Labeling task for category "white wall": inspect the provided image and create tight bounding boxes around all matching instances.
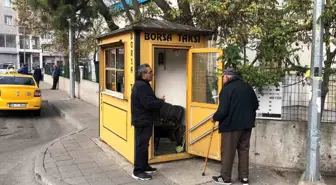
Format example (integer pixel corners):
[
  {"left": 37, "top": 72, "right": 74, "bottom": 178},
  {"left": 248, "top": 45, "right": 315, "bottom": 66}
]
[
  {"left": 154, "top": 48, "right": 188, "bottom": 124},
  {"left": 43, "top": 74, "right": 99, "bottom": 107}
]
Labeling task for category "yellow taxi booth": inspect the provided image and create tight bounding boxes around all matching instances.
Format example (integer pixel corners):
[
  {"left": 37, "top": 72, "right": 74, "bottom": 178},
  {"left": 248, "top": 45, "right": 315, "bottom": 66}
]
[{"left": 97, "top": 19, "right": 223, "bottom": 164}]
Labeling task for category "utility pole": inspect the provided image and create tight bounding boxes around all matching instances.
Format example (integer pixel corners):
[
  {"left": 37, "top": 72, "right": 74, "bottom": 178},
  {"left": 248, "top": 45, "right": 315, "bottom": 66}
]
[
  {"left": 299, "top": 0, "right": 325, "bottom": 184},
  {"left": 68, "top": 18, "right": 75, "bottom": 99}
]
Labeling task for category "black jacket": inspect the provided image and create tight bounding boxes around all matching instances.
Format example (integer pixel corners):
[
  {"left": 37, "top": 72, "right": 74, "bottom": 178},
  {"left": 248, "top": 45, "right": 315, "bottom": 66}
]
[
  {"left": 131, "top": 79, "right": 164, "bottom": 127},
  {"left": 33, "top": 68, "right": 42, "bottom": 81},
  {"left": 213, "top": 77, "right": 259, "bottom": 133}
]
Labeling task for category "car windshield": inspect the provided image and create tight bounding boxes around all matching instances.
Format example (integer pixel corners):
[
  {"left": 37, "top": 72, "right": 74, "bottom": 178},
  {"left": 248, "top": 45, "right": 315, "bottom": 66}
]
[{"left": 0, "top": 76, "right": 35, "bottom": 86}]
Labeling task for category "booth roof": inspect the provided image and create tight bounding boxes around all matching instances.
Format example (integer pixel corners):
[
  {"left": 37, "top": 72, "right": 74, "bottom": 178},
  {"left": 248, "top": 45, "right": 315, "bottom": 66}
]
[{"left": 97, "top": 18, "right": 214, "bottom": 40}]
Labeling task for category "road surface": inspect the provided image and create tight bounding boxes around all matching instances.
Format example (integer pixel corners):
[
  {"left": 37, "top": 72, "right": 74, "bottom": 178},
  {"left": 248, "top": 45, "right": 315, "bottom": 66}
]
[{"left": 0, "top": 102, "right": 75, "bottom": 185}]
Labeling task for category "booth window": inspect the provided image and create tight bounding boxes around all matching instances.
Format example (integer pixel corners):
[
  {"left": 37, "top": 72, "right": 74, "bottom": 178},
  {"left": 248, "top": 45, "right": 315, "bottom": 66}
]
[
  {"left": 192, "top": 52, "right": 219, "bottom": 104},
  {"left": 105, "top": 47, "right": 125, "bottom": 94}
]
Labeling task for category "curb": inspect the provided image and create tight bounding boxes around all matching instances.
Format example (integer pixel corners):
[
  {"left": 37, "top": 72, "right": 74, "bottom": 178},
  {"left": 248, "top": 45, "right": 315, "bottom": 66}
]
[{"left": 34, "top": 101, "right": 88, "bottom": 185}]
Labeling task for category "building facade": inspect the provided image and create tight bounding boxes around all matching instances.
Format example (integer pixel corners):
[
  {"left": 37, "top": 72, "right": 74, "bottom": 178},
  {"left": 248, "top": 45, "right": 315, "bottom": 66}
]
[
  {"left": 0, "top": 0, "right": 64, "bottom": 72},
  {"left": 0, "top": 0, "right": 19, "bottom": 68}
]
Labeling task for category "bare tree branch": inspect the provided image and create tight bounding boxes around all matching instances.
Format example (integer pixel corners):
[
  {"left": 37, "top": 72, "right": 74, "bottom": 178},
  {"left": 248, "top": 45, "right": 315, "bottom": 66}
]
[
  {"left": 153, "top": 0, "right": 173, "bottom": 20},
  {"left": 95, "top": 0, "right": 119, "bottom": 30},
  {"left": 120, "top": 0, "right": 134, "bottom": 22}
]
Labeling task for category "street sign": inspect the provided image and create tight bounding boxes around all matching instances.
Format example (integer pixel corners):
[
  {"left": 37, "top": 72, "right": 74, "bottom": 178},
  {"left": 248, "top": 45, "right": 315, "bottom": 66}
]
[{"left": 255, "top": 83, "right": 283, "bottom": 120}]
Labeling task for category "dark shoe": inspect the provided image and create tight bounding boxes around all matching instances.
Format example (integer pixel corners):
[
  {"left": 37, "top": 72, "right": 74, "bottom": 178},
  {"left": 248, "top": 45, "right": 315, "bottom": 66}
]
[
  {"left": 239, "top": 177, "right": 249, "bottom": 185},
  {"left": 132, "top": 172, "right": 152, "bottom": 180},
  {"left": 145, "top": 166, "right": 157, "bottom": 173},
  {"left": 212, "top": 176, "right": 231, "bottom": 185}
]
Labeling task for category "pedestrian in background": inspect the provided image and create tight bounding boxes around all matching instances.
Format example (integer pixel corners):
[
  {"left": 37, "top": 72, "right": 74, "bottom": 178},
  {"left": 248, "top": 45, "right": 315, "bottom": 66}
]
[
  {"left": 33, "top": 66, "right": 42, "bottom": 87},
  {"left": 18, "top": 64, "right": 28, "bottom": 75},
  {"left": 211, "top": 68, "right": 259, "bottom": 185},
  {"left": 51, "top": 64, "right": 60, "bottom": 90},
  {"left": 131, "top": 63, "right": 165, "bottom": 180}
]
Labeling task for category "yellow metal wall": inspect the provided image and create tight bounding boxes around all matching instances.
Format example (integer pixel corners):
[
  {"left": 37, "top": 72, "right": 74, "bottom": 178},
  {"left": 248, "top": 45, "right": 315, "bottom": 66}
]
[
  {"left": 98, "top": 30, "right": 219, "bottom": 164},
  {"left": 99, "top": 32, "right": 136, "bottom": 164},
  {"left": 140, "top": 32, "right": 206, "bottom": 68}
]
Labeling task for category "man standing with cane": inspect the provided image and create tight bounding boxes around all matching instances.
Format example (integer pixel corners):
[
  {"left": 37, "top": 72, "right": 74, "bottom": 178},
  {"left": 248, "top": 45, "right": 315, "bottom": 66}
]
[
  {"left": 131, "top": 64, "right": 165, "bottom": 180},
  {"left": 211, "top": 68, "right": 259, "bottom": 185}
]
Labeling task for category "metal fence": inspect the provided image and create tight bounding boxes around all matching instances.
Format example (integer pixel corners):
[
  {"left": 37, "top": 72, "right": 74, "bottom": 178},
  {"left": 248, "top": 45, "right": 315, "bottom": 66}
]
[
  {"left": 82, "top": 62, "right": 99, "bottom": 83},
  {"left": 268, "top": 75, "right": 336, "bottom": 123}
]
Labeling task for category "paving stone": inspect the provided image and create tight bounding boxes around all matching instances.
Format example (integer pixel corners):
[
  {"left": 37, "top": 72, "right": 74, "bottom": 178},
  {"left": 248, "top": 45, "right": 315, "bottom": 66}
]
[
  {"left": 49, "top": 151, "right": 69, "bottom": 157},
  {"left": 60, "top": 169, "right": 83, "bottom": 179},
  {"left": 51, "top": 173, "right": 62, "bottom": 180},
  {"left": 61, "top": 136, "right": 74, "bottom": 141},
  {"left": 68, "top": 150, "right": 87, "bottom": 157},
  {"left": 106, "top": 170, "right": 137, "bottom": 184},
  {"left": 61, "top": 138, "right": 77, "bottom": 144},
  {"left": 54, "top": 155, "right": 73, "bottom": 162},
  {"left": 100, "top": 164, "right": 122, "bottom": 172},
  {"left": 44, "top": 162, "right": 57, "bottom": 169},
  {"left": 138, "top": 178, "right": 167, "bottom": 185},
  {"left": 74, "top": 135, "right": 90, "bottom": 142},
  {"left": 84, "top": 147, "right": 103, "bottom": 154},
  {"left": 55, "top": 159, "right": 76, "bottom": 166},
  {"left": 63, "top": 142, "right": 81, "bottom": 149},
  {"left": 79, "top": 141, "right": 98, "bottom": 149},
  {"left": 57, "top": 164, "right": 79, "bottom": 173},
  {"left": 81, "top": 167, "right": 104, "bottom": 175},
  {"left": 123, "top": 183, "right": 142, "bottom": 185},
  {"left": 63, "top": 176, "right": 88, "bottom": 185},
  {"left": 95, "top": 159, "right": 116, "bottom": 167},
  {"left": 45, "top": 167, "right": 59, "bottom": 174},
  {"left": 67, "top": 146, "right": 83, "bottom": 151},
  {"left": 89, "top": 180, "right": 115, "bottom": 185},
  {"left": 44, "top": 157, "right": 54, "bottom": 163},
  {"left": 85, "top": 172, "right": 110, "bottom": 182},
  {"left": 73, "top": 156, "right": 95, "bottom": 164},
  {"left": 77, "top": 162, "right": 99, "bottom": 170},
  {"left": 155, "top": 174, "right": 179, "bottom": 185}
]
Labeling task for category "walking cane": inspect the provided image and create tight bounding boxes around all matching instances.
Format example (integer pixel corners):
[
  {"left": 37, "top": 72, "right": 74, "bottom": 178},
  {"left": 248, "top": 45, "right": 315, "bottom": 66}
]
[{"left": 202, "top": 120, "right": 216, "bottom": 176}]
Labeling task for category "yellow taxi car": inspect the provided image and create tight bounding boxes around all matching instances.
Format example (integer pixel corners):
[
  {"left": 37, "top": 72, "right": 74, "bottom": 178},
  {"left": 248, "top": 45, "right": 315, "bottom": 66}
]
[{"left": 0, "top": 69, "right": 42, "bottom": 116}]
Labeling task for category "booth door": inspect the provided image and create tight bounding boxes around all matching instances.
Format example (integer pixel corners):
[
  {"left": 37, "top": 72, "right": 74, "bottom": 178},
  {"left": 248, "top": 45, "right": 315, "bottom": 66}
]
[{"left": 187, "top": 48, "right": 223, "bottom": 160}]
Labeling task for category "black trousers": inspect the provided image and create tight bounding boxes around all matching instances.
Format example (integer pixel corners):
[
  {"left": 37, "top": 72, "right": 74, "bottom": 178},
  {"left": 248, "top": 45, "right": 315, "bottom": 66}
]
[
  {"left": 133, "top": 124, "right": 153, "bottom": 175},
  {"left": 52, "top": 77, "right": 59, "bottom": 89},
  {"left": 36, "top": 80, "right": 40, "bottom": 87}
]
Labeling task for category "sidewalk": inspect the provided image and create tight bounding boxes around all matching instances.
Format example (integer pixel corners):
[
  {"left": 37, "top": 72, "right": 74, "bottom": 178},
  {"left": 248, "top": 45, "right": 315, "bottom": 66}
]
[
  {"left": 36, "top": 82, "right": 336, "bottom": 185},
  {"left": 36, "top": 82, "right": 177, "bottom": 185}
]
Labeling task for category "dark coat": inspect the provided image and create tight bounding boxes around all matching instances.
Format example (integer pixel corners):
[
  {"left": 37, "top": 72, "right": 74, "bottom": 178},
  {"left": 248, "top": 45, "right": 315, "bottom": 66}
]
[
  {"left": 52, "top": 67, "right": 61, "bottom": 78},
  {"left": 18, "top": 65, "right": 28, "bottom": 75},
  {"left": 33, "top": 68, "right": 42, "bottom": 81},
  {"left": 213, "top": 77, "right": 259, "bottom": 133},
  {"left": 131, "top": 79, "right": 164, "bottom": 127}
]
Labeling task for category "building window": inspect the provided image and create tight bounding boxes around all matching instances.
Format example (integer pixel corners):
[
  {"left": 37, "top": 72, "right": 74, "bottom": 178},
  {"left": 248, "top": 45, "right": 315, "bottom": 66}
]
[
  {"left": 105, "top": 47, "right": 125, "bottom": 94},
  {"left": 4, "top": 0, "right": 11, "bottom": 7},
  {"left": 42, "top": 33, "right": 53, "bottom": 40},
  {"left": 20, "top": 35, "right": 30, "bottom": 49},
  {"left": 4, "top": 15, "right": 13, "bottom": 25},
  {"left": 32, "top": 36, "right": 40, "bottom": 49},
  {"left": 5, "top": 35, "right": 16, "bottom": 48},
  {"left": 0, "top": 34, "right": 4, "bottom": 47}
]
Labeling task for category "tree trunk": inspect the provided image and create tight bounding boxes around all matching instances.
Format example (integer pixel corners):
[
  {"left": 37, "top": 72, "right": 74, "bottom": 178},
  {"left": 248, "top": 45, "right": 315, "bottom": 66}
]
[
  {"left": 131, "top": 0, "right": 141, "bottom": 18},
  {"left": 177, "top": 0, "right": 193, "bottom": 25},
  {"left": 95, "top": 0, "right": 119, "bottom": 31}
]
